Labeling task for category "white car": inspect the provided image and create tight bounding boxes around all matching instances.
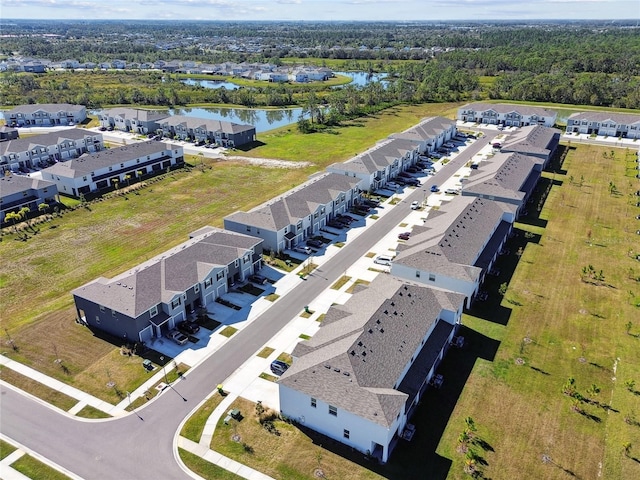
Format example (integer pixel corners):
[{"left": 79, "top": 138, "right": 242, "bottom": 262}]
[
  {"left": 166, "top": 330, "right": 189, "bottom": 346},
  {"left": 294, "top": 245, "right": 312, "bottom": 254},
  {"left": 411, "top": 201, "right": 420, "bottom": 210},
  {"left": 374, "top": 255, "right": 393, "bottom": 266}
]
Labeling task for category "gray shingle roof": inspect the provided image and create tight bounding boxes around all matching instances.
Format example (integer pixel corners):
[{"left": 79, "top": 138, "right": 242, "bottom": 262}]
[
  {"left": 568, "top": 111, "right": 640, "bottom": 125},
  {"left": 459, "top": 102, "right": 556, "bottom": 118},
  {"left": 0, "top": 129, "right": 99, "bottom": 156},
  {"left": 161, "top": 115, "right": 255, "bottom": 134},
  {"left": 332, "top": 137, "right": 419, "bottom": 175},
  {"left": 72, "top": 227, "right": 261, "bottom": 317},
  {"left": 280, "top": 275, "right": 464, "bottom": 427},
  {"left": 391, "top": 116, "right": 456, "bottom": 142},
  {"left": 500, "top": 125, "right": 561, "bottom": 157},
  {"left": 462, "top": 152, "right": 543, "bottom": 202},
  {"left": 101, "top": 107, "right": 170, "bottom": 123},
  {"left": 0, "top": 174, "right": 56, "bottom": 197},
  {"left": 42, "top": 141, "right": 178, "bottom": 179},
  {"left": 394, "top": 196, "right": 515, "bottom": 279},
  {"left": 6, "top": 104, "right": 85, "bottom": 115},
  {"left": 225, "top": 173, "right": 360, "bottom": 231}
]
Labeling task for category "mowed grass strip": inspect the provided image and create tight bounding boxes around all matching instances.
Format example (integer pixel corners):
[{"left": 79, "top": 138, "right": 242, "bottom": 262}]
[
  {"left": 0, "top": 366, "right": 77, "bottom": 411},
  {"left": 436, "top": 143, "right": 640, "bottom": 480},
  {"left": 180, "top": 392, "right": 226, "bottom": 443},
  {"left": 179, "top": 448, "right": 243, "bottom": 480},
  {"left": 11, "top": 454, "right": 71, "bottom": 480},
  {"left": 0, "top": 439, "right": 17, "bottom": 460},
  {"left": 75, "top": 405, "right": 112, "bottom": 419}
]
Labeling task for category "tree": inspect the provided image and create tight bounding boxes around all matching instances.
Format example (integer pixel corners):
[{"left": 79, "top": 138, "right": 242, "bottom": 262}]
[
  {"left": 38, "top": 202, "right": 49, "bottom": 215},
  {"left": 4, "top": 211, "right": 21, "bottom": 232},
  {"left": 498, "top": 282, "right": 508, "bottom": 296}
]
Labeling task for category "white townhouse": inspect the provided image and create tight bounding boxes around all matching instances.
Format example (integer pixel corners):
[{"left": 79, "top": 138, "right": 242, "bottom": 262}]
[
  {"left": 224, "top": 173, "right": 361, "bottom": 253},
  {"left": 461, "top": 151, "right": 544, "bottom": 215},
  {"left": 5, "top": 104, "right": 87, "bottom": 127},
  {"left": 565, "top": 111, "right": 640, "bottom": 139},
  {"left": 98, "top": 108, "right": 170, "bottom": 134},
  {"left": 40, "top": 141, "right": 184, "bottom": 198},
  {"left": 279, "top": 275, "right": 465, "bottom": 464},
  {"left": 72, "top": 227, "right": 264, "bottom": 342},
  {"left": 159, "top": 115, "right": 256, "bottom": 148},
  {"left": 457, "top": 103, "right": 557, "bottom": 128},
  {"left": 390, "top": 116, "right": 458, "bottom": 154},
  {"left": 327, "top": 137, "right": 420, "bottom": 192},
  {"left": 391, "top": 196, "right": 516, "bottom": 308},
  {"left": 0, "top": 129, "right": 104, "bottom": 172}
]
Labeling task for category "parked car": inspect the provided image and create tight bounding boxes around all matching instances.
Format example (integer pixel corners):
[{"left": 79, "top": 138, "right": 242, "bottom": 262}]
[
  {"left": 399, "top": 172, "right": 412, "bottom": 178},
  {"left": 306, "top": 238, "right": 324, "bottom": 248},
  {"left": 430, "top": 185, "right": 440, "bottom": 192},
  {"left": 294, "top": 245, "right": 312, "bottom": 254},
  {"left": 374, "top": 255, "right": 393, "bottom": 266},
  {"left": 270, "top": 360, "right": 289, "bottom": 376},
  {"left": 177, "top": 321, "right": 200, "bottom": 335},
  {"left": 398, "top": 232, "right": 411, "bottom": 240},
  {"left": 411, "top": 201, "right": 420, "bottom": 210},
  {"left": 249, "top": 274, "right": 268, "bottom": 285},
  {"left": 337, "top": 214, "right": 355, "bottom": 224},
  {"left": 445, "top": 188, "right": 460, "bottom": 195},
  {"left": 166, "top": 330, "right": 189, "bottom": 346},
  {"left": 327, "top": 220, "right": 344, "bottom": 229}
]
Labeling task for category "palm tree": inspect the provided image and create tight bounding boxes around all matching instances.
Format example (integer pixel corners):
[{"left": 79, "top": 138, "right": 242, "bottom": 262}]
[{"left": 4, "top": 211, "right": 21, "bottom": 232}]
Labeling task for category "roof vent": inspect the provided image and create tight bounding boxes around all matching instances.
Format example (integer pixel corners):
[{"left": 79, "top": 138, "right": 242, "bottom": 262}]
[
  {"left": 343, "top": 371, "right": 350, "bottom": 377},
  {"left": 362, "top": 351, "right": 367, "bottom": 357},
  {"left": 368, "top": 328, "right": 373, "bottom": 334},
  {"left": 324, "top": 364, "right": 331, "bottom": 369},
  {"left": 333, "top": 368, "right": 340, "bottom": 373},
  {"left": 380, "top": 328, "right": 384, "bottom": 333},
  {"left": 350, "top": 350, "right": 355, "bottom": 356}
]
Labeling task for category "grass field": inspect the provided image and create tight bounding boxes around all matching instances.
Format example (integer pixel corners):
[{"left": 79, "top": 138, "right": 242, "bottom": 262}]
[
  {"left": 11, "top": 454, "right": 71, "bottom": 480},
  {"left": 180, "top": 392, "right": 226, "bottom": 442},
  {"left": 179, "top": 448, "right": 244, "bottom": 480}
]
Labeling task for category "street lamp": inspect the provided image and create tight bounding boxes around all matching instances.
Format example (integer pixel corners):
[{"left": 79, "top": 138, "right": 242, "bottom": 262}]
[{"left": 160, "top": 356, "right": 168, "bottom": 383}]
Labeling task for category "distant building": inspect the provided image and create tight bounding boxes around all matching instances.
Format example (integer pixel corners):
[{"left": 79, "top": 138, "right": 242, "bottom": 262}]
[
  {"left": 40, "top": 140, "right": 183, "bottom": 198},
  {"left": 159, "top": 115, "right": 256, "bottom": 148},
  {"left": 565, "top": 111, "right": 640, "bottom": 139},
  {"left": 499, "top": 125, "right": 561, "bottom": 167},
  {"left": 457, "top": 103, "right": 557, "bottom": 128},
  {"left": 0, "top": 126, "right": 19, "bottom": 143},
  {"left": 5, "top": 104, "right": 87, "bottom": 127},
  {"left": 279, "top": 275, "right": 465, "bottom": 464},
  {"left": 73, "top": 227, "right": 264, "bottom": 342},
  {"left": 98, "top": 108, "right": 170, "bottom": 134},
  {"left": 0, "top": 129, "right": 104, "bottom": 172},
  {"left": 1, "top": 174, "right": 58, "bottom": 224}
]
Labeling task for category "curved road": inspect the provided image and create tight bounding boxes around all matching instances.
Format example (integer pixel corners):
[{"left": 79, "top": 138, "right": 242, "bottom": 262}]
[{"left": 0, "top": 135, "right": 492, "bottom": 479}]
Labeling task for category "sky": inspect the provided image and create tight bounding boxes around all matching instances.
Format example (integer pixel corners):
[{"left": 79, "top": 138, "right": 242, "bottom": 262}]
[{"left": 0, "top": 0, "right": 638, "bottom": 22}]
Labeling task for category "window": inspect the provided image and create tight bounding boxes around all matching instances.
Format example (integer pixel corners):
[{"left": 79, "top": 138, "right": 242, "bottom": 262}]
[
  {"left": 99, "top": 305, "right": 105, "bottom": 312},
  {"left": 343, "top": 429, "right": 350, "bottom": 439},
  {"left": 95, "top": 316, "right": 100, "bottom": 324},
  {"left": 415, "top": 271, "right": 421, "bottom": 278},
  {"left": 216, "top": 271, "right": 224, "bottom": 281},
  {"left": 112, "top": 309, "right": 116, "bottom": 316},
  {"left": 428, "top": 273, "right": 436, "bottom": 282},
  {"left": 246, "top": 226, "right": 251, "bottom": 232},
  {"left": 329, "top": 405, "right": 337, "bottom": 417},
  {"left": 311, "top": 398, "right": 317, "bottom": 408},
  {"left": 194, "top": 284, "right": 200, "bottom": 293},
  {"left": 150, "top": 306, "right": 158, "bottom": 317},
  {"left": 204, "top": 277, "right": 213, "bottom": 288}
]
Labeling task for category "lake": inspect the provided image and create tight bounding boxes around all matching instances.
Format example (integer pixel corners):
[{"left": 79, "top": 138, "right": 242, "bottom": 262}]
[
  {"left": 168, "top": 106, "right": 303, "bottom": 132},
  {"left": 334, "top": 71, "right": 389, "bottom": 87},
  {"left": 181, "top": 78, "right": 239, "bottom": 90}
]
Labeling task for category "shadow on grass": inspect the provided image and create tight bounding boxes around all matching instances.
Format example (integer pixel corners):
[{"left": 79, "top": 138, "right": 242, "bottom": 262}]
[
  {"left": 234, "top": 140, "right": 266, "bottom": 152},
  {"left": 88, "top": 327, "right": 175, "bottom": 367}
]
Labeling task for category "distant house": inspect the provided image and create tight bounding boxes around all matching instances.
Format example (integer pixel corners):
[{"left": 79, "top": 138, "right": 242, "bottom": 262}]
[
  {"left": 72, "top": 227, "right": 264, "bottom": 342},
  {"left": 159, "top": 115, "right": 256, "bottom": 148},
  {"left": 40, "top": 140, "right": 183, "bottom": 198},
  {"left": 457, "top": 103, "right": 557, "bottom": 128},
  {"left": 461, "top": 151, "right": 544, "bottom": 214},
  {"left": 98, "top": 108, "right": 170, "bottom": 134},
  {"left": 279, "top": 275, "right": 465, "bottom": 464},
  {"left": 5, "top": 104, "right": 87, "bottom": 127},
  {"left": 390, "top": 116, "right": 457, "bottom": 154},
  {"left": 565, "top": 111, "right": 640, "bottom": 139},
  {"left": 391, "top": 196, "right": 516, "bottom": 307},
  {"left": 21, "top": 61, "right": 46, "bottom": 73},
  {"left": 224, "top": 173, "right": 361, "bottom": 253},
  {"left": 0, "top": 129, "right": 104, "bottom": 172},
  {"left": 0, "top": 174, "right": 59, "bottom": 224},
  {"left": 498, "top": 125, "right": 561, "bottom": 167},
  {"left": 327, "top": 137, "right": 420, "bottom": 192}
]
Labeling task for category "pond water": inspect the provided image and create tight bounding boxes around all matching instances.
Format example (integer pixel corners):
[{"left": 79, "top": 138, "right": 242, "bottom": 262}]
[
  {"left": 334, "top": 71, "right": 389, "bottom": 87},
  {"left": 168, "top": 106, "right": 303, "bottom": 132},
  {"left": 181, "top": 78, "right": 239, "bottom": 90}
]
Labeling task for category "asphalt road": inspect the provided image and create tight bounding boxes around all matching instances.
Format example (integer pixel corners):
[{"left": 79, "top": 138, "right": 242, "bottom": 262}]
[{"left": 0, "top": 134, "right": 492, "bottom": 479}]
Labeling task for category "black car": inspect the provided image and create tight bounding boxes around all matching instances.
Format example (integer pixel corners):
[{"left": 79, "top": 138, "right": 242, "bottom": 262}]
[
  {"left": 249, "top": 274, "right": 268, "bottom": 285},
  {"left": 177, "top": 321, "right": 200, "bottom": 335},
  {"left": 270, "top": 360, "right": 289, "bottom": 375},
  {"left": 306, "top": 238, "right": 324, "bottom": 248}
]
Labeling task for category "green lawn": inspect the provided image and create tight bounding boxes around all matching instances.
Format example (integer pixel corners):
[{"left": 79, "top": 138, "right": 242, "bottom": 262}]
[
  {"left": 179, "top": 448, "right": 244, "bottom": 480},
  {"left": 180, "top": 392, "right": 226, "bottom": 442},
  {"left": 11, "top": 454, "right": 71, "bottom": 480},
  {"left": 75, "top": 405, "right": 112, "bottom": 419},
  {"left": 0, "top": 439, "right": 17, "bottom": 460}
]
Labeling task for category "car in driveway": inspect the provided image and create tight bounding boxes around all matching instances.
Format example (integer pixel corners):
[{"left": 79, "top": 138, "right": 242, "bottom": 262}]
[
  {"left": 306, "top": 238, "right": 324, "bottom": 248},
  {"left": 398, "top": 232, "right": 411, "bottom": 240},
  {"left": 445, "top": 188, "right": 460, "bottom": 195},
  {"left": 294, "top": 245, "right": 312, "bottom": 254},
  {"left": 249, "top": 274, "right": 268, "bottom": 285},
  {"left": 374, "top": 255, "right": 394, "bottom": 266},
  {"left": 166, "top": 330, "right": 189, "bottom": 346},
  {"left": 177, "top": 321, "right": 200, "bottom": 335},
  {"left": 411, "top": 201, "right": 420, "bottom": 210},
  {"left": 270, "top": 360, "right": 289, "bottom": 375},
  {"left": 430, "top": 185, "right": 440, "bottom": 192}
]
